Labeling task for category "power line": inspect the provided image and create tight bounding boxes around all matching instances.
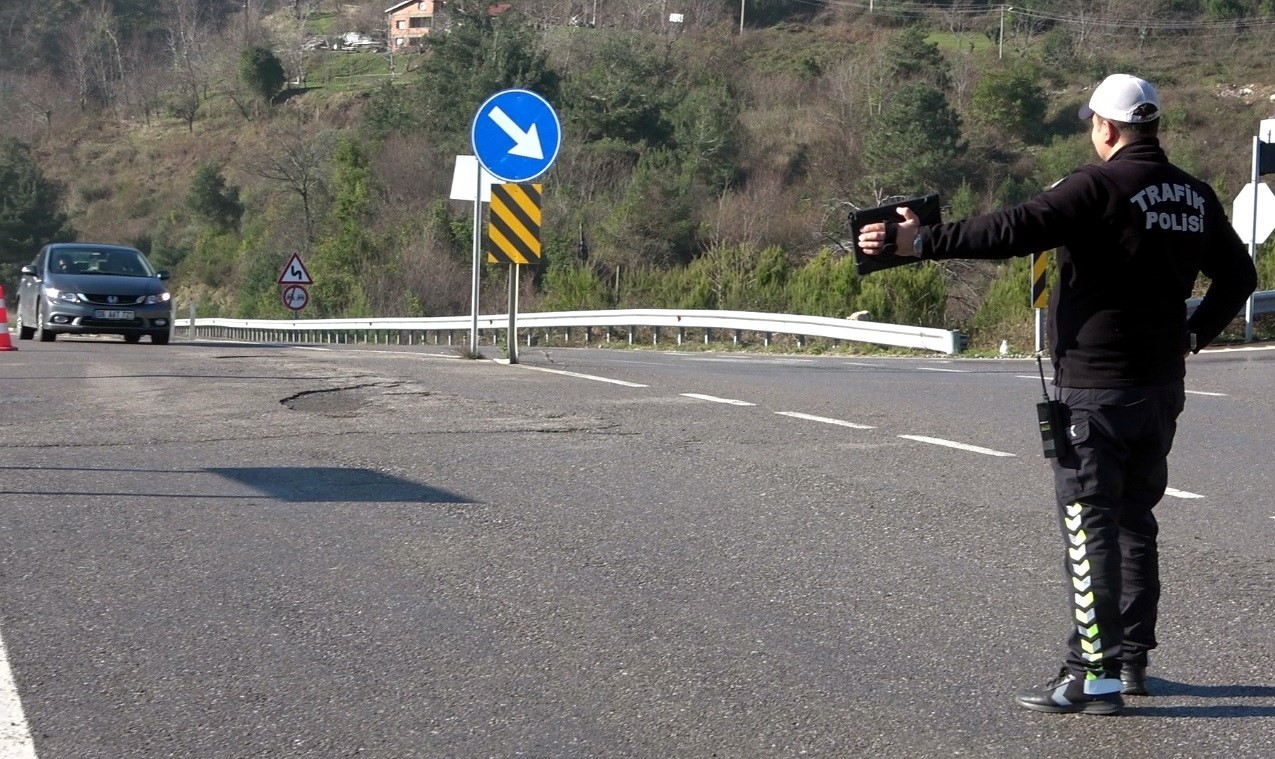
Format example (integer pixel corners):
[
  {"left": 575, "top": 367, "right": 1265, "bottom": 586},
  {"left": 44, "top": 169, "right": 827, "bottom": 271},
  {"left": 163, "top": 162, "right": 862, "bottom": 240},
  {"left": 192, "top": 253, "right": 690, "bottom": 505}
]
[{"left": 788, "top": 0, "right": 1275, "bottom": 34}]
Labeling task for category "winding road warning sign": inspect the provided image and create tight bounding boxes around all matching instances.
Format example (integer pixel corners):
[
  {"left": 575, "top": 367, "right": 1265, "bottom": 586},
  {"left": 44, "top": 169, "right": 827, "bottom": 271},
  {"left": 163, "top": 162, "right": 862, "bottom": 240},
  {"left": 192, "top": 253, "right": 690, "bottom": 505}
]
[{"left": 278, "top": 253, "right": 314, "bottom": 285}]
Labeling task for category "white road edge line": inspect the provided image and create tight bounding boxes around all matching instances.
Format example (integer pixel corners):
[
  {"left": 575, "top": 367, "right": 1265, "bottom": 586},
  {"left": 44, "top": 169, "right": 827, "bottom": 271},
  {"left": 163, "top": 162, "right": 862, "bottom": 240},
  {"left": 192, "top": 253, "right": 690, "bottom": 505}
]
[
  {"left": 898, "top": 435, "right": 1017, "bottom": 457},
  {"left": 1020, "top": 377, "right": 1227, "bottom": 399},
  {"left": 1164, "top": 487, "right": 1204, "bottom": 499},
  {"left": 1205, "top": 344, "right": 1275, "bottom": 353},
  {"left": 775, "top": 411, "right": 875, "bottom": 429},
  {"left": 0, "top": 630, "right": 37, "bottom": 758},
  {"left": 517, "top": 365, "right": 648, "bottom": 387},
  {"left": 918, "top": 367, "right": 966, "bottom": 373},
  {"left": 681, "top": 393, "right": 755, "bottom": 406}
]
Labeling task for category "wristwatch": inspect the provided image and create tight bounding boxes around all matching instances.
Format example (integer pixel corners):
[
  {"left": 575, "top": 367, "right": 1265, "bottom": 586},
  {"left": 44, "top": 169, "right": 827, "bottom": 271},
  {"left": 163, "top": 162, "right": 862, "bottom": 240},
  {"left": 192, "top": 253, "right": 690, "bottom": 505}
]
[{"left": 911, "top": 229, "right": 925, "bottom": 257}]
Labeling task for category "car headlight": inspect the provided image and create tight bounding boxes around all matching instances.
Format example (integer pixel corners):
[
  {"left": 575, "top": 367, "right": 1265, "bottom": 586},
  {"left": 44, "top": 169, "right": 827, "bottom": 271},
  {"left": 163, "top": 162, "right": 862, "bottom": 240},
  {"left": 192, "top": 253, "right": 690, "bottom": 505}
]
[
  {"left": 144, "top": 293, "right": 172, "bottom": 305},
  {"left": 46, "top": 288, "right": 81, "bottom": 303}
]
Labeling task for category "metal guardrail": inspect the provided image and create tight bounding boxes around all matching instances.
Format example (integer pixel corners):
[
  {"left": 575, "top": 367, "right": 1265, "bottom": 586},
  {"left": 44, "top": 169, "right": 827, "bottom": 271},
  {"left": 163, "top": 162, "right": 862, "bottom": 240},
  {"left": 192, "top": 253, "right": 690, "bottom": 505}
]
[
  {"left": 174, "top": 308, "right": 968, "bottom": 354},
  {"left": 1186, "top": 289, "right": 1275, "bottom": 317},
  {"left": 173, "top": 291, "right": 1275, "bottom": 356}
]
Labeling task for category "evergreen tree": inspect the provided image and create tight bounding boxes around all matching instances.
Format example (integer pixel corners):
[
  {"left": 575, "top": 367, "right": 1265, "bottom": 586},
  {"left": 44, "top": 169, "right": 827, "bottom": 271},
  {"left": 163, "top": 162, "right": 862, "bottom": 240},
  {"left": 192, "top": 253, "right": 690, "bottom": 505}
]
[
  {"left": 561, "top": 36, "right": 674, "bottom": 151},
  {"left": 970, "top": 65, "right": 1048, "bottom": 144},
  {"left": 862, "top": 83, "right": 965, "bottom": 198},
  {"left": 411, "top": 5, "right": 559, "bottom": 149},
  {"left": 186, "top": 164, "right": 244, "bottom": 232},
  {"left": 239, "top": 47, "right": 286, "bottom": 104},
  {"left": 884, "top": 27, "right": 951, "bottom": 90},
  {"left": 310, "top": 139, "right": 375, "bottom": 317},
  {"left": 0, "top": 138, "right": 74, "bottom": 276}
]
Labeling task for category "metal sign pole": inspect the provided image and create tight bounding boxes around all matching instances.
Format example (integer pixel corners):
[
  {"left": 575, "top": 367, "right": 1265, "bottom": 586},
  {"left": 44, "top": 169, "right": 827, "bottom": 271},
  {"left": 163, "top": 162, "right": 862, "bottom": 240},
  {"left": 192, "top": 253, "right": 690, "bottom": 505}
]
[
  {"left": 508, "top": 263, "right": 519, "bottom": 364},
  {"left": 507, "top": 264, "right": 517, "bottom": 364},
  {"left": 1035, "top": 309, "right": 1045, "bottom": 355},
  {"left": 1248, "top": 135, "right": 1259, "bottom": 342},
  {"left": 470, "top": 160, "right": 481, "bottom": 354}
]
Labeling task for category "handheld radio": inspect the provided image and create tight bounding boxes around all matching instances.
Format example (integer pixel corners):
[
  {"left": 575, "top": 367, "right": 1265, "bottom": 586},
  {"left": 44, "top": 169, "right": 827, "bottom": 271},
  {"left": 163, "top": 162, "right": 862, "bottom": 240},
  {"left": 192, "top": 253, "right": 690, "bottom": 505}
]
[{"left": 1035, "top": 354, "right": 1067, "bottom": 459}]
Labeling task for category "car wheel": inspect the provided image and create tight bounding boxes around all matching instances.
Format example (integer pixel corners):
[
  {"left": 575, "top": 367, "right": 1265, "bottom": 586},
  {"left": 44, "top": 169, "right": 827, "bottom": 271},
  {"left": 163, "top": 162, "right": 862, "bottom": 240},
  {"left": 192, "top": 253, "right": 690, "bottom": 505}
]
[
  {"left": 35, "top": 303, "right": 56, "bottom": 342},
  {"left": 16, "top": 304, "right": 34, "bottom": 340},
  {"left": 123, "top": 334, "right": 142, "bottom": 344},
  {"left": 149, "top": 331, "right": 170, "bottom": 345}
]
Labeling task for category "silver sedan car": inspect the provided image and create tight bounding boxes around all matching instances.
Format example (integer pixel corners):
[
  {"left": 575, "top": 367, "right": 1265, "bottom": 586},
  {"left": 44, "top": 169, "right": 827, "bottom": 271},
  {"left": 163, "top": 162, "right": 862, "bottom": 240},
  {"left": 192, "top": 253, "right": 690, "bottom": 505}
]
[{"left": 16, "top": 243, "right": 173, "bottom": 344}]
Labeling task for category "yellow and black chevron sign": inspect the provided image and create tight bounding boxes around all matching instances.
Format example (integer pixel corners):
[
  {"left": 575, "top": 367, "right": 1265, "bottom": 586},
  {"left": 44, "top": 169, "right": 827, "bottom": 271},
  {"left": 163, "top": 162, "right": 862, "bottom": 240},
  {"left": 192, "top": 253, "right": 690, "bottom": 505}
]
[
  {"left": 1031, "top": 251, "right": 1049, "bottom": 309},
  {"left": 486, "top": 183, "right": 542, "bottom": 265}
]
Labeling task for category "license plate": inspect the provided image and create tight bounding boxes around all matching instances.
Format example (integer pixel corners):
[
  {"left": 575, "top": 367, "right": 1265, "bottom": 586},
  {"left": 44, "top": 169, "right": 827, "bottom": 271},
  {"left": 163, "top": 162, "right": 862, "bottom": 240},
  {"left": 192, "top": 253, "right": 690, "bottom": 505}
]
[{"left": 94, "top": 310, "right": 135, "bottom": 320}]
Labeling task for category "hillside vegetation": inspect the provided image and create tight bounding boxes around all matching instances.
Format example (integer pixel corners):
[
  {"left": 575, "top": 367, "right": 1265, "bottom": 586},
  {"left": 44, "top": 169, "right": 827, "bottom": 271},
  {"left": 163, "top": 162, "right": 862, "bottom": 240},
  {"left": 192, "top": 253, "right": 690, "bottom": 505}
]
[{"left": 2, "top": 0, "right": 1275, "bottom": 351}]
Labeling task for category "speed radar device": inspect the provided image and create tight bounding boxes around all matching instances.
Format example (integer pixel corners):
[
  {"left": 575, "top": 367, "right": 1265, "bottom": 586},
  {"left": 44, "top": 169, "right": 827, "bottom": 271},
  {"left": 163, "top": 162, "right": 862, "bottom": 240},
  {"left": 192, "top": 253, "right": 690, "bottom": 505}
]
[{"left": 849, "top": 193, "right": 942, "bottom": 276}]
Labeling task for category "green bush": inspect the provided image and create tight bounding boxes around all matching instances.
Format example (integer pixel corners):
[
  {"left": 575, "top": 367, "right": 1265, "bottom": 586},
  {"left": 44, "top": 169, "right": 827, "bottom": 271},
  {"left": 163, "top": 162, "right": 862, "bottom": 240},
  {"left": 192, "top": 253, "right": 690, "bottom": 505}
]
[
  {"left": 539, "top": 263, "right": 612, "bottom": 312},
  {"left": 968, "top": 256, "right": 1035, "bottom": 345},
  {"left": 853, "top": 262, "right": 947, "bottom": 327}
]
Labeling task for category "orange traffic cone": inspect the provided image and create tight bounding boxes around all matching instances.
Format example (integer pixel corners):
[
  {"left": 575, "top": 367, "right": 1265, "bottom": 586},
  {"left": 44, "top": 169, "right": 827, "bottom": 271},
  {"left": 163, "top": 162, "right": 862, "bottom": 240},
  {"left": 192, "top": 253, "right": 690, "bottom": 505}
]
[{"left": 0, "top": 285, "right": 17, "bottom": 351}]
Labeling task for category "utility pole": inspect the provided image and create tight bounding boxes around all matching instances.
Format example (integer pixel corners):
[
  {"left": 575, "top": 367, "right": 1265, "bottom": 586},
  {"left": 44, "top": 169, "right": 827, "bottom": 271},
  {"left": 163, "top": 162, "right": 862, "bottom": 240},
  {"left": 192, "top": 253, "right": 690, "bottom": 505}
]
[
  {"left": 999, "top": 6, "right": 1013, "bottom": 60},
  {"left": 739, "top": 0, "right": 745, "bottom": 34}
]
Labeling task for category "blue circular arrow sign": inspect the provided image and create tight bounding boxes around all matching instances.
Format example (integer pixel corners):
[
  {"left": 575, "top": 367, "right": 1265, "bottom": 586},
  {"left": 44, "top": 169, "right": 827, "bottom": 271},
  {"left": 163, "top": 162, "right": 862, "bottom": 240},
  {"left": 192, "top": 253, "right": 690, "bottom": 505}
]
[{"left": 471, "top": 89, "right": 562, "bottom": 183}]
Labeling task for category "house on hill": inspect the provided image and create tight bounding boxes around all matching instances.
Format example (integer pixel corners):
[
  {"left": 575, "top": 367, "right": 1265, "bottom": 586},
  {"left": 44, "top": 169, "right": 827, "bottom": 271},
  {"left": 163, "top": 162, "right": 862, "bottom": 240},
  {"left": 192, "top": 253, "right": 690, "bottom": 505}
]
[{"left": 386, "top": 1, "right": 445, "bottom": 49}]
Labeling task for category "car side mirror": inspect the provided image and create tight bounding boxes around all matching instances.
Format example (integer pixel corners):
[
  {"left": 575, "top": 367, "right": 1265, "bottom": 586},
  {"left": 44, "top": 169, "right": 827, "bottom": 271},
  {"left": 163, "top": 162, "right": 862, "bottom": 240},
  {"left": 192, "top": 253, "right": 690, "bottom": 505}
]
[
  {"left": 20, "top": 265, "right": 37, "bottom": 277},
  {"left": 156, "top": 270, "right": 171, "bottom": 281}
]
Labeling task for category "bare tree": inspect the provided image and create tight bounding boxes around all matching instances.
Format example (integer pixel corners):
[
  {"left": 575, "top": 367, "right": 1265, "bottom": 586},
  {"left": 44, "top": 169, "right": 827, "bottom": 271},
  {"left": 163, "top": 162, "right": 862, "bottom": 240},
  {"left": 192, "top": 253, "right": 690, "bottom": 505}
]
[
  {"left": 242, "top": 117, "right": 338, "bottom": 246},
  {"left": 162, "top": 0, "right": 213, "bottom": 130},
  {"left": 18, "top": 71, "right": 65, "bottom": 138},
  {"left": 61, "top": 16, "right": 99, "bottom": 111},
  {"left": 279, "top": 0, "right": 317, "bottom": 89}
]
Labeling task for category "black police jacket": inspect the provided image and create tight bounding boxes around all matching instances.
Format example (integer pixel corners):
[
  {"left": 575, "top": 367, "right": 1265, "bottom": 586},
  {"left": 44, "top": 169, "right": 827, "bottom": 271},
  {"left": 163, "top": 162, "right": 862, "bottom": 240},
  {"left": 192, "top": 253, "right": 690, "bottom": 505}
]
[{"left": 918, "top": 139, "right": 1257, "bottom": 388}]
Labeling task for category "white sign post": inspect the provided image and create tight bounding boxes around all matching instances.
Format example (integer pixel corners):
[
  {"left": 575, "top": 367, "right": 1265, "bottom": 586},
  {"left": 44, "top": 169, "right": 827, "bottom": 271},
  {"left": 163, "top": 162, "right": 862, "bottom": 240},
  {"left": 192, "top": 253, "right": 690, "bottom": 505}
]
[
  {"left": 1236, "top": 122, "right": 1275, "bottom": 341},
  {"left": 450, "top": 156, "right": 498, "bottom": 356}
]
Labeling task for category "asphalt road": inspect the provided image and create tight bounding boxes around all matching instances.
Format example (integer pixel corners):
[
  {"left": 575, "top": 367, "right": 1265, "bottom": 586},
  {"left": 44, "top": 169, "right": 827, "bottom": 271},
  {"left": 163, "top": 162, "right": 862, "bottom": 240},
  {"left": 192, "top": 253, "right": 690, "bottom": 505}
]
[{"left": 1, "top": 336, "right": 1272, "bottom": 758}]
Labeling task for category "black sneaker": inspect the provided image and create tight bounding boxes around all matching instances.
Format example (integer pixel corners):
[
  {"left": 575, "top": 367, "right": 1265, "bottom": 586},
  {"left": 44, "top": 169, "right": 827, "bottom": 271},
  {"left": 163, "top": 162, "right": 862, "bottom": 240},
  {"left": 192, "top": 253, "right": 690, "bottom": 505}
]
[
  {"left": 1120, "top": 664, "right": 1149, "bottom": 696},
  {"left": 1014, "top": 667, "right": 1124, "bottom": 715}
]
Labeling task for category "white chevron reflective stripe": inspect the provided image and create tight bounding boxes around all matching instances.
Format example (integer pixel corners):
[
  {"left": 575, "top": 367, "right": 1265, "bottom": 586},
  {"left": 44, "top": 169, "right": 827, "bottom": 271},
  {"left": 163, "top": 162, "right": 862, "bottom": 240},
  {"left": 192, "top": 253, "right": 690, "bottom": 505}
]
[
  {"left": 1051, "top": 683, "right": 1073, "bottom": 706},
  {"left": 1071, "top": 560, "right": 1091, "bottom": 576},
  {"left": 1072, "top": 576, "right": 1092, "bottom": 592},
  {"left": 1074, "top": 591, "right": 1095, "bottom": 608},
  {"left": 1066, "top": 502, "right": 1083, "bottom": 517},
  {"left": 1069, "top": 530, "right": 1087, "bottom": 546},
  {"left": 1075, "top": 608, "right": 1096, "bottom": 624},
  {"left": 1069, "top": 546, "right": 1087, "bottom": 561},
  {"left": 1064, "top": 515, "right": 1082, "bottom": 531},
  {"left": 1083, "top": 651, "right": 1104, "bottom": 662},
  {"left": 1081, "top": 639, "right": 1101, "bottom": 654}
]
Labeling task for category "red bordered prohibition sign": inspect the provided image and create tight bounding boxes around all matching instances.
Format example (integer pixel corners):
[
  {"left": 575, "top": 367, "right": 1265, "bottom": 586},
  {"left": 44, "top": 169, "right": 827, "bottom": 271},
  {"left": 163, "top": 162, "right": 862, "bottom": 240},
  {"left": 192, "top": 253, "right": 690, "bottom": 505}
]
[{"left": 282, "top": 284, "right": 309, "bottom": 312}]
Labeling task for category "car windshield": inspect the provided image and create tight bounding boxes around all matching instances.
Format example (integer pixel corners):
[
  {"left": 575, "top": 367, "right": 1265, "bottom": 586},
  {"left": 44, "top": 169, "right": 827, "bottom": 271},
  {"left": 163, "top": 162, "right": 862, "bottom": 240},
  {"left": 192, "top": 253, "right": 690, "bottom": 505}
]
[{"left": 49, "top": 248, "right": 154, "bottom": 277}]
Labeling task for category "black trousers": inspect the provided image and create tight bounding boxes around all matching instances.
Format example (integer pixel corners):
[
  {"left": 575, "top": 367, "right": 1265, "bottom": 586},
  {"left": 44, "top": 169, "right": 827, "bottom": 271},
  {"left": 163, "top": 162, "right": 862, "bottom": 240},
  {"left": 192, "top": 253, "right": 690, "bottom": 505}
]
[{"left": 1050, "top": 383, "right": 1185, "bottom": 677}]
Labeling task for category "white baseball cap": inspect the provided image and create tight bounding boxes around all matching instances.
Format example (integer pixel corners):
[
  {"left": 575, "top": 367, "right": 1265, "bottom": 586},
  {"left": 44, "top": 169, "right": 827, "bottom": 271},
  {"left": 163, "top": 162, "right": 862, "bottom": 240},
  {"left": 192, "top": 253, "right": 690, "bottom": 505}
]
[{"left": 1078, "top": 74, "right": 1161, "bottom": 123}]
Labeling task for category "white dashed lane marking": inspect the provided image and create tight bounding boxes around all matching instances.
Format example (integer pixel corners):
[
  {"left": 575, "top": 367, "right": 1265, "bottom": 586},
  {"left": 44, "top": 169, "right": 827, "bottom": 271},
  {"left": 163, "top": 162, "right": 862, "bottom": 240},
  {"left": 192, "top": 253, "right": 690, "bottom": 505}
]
[
  {"left": 0, "top": 630, "right": 36, "bottom": 758},
  {"left": 898, "top": 435, "right": 1017, "bottom": 457},
  {"left": 1164, "top": 487, "right": 1204, "bottom": 499},
  {"left": 775, "top": 412, "right": 875, "bottom": 429},
  {"left": 519, "top": 366, "right": 648, "bottom": 387},
  {"left": 680, "top": 393, "right": 755, "bottom": 406},
  {"left": 918, "top": 367, "right": 966, "bottom": 373}
]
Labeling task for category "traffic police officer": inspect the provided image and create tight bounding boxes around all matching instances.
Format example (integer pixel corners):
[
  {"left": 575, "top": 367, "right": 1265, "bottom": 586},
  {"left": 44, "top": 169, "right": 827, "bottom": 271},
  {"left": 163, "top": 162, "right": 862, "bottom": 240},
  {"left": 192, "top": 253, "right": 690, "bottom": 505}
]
[{"left": 858, "top": 73, "right": 1257, "bottom": 715}]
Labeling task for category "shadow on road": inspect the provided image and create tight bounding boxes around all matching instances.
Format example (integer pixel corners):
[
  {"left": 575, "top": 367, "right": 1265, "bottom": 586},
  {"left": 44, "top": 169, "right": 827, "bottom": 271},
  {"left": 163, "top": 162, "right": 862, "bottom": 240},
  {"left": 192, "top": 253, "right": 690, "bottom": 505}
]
[
  {"left": 1149, "top": 679, "right": 1275, "bottom": 698},
  {"left": 1123, "top": 678, "right": 1275, "bottom": 718},
  {"left": 208, "top": 466, "right": 475, "bottom": 504},
  {"left": 0, "top": 466, "right": 475, "bottom": 505}
]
